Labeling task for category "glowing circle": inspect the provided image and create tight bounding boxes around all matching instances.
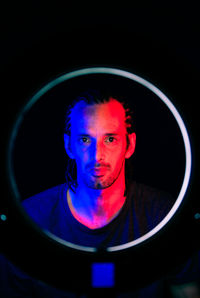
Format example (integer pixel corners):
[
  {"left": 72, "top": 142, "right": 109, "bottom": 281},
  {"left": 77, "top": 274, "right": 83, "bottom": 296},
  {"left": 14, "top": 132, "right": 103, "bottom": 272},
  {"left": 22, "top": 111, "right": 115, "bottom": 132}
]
[
  {"left": 7, "top": 67, "right": 192, "bottom": 253},
  {"left": 0, "top": 214, "right": 7, "bottom": 221}
]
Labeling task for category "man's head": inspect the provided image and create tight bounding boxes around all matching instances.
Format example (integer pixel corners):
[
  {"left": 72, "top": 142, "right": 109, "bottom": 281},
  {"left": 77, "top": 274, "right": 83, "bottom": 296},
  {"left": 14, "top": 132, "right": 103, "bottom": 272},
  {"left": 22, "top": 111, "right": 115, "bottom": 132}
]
[{"left": 64, "top": 90, "right": 136, "bottom": 192}]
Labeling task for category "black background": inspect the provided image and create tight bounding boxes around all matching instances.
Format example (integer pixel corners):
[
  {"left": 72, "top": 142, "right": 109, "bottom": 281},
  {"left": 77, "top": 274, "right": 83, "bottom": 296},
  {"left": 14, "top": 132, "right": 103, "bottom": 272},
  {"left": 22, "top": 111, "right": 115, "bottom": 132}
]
[
  {"left": 1, "top": 1, "right": 199, "bottom": 201},
  {"left": 0, "top": 1, "right": 200, "bottom": 292}
]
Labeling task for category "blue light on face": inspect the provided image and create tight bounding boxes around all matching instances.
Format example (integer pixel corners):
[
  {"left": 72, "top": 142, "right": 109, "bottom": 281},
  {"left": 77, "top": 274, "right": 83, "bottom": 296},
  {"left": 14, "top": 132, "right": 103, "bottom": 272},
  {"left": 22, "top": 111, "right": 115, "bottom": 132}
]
[{"left": 91, "top": 262, "right": 115, "bottom": 288}]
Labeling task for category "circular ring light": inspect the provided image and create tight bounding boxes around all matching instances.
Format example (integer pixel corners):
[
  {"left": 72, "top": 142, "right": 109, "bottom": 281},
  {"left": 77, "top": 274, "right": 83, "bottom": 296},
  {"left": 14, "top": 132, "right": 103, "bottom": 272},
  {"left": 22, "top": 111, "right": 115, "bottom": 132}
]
[{"left": 7, "top": 67, "right": 192, "bottom": 253}]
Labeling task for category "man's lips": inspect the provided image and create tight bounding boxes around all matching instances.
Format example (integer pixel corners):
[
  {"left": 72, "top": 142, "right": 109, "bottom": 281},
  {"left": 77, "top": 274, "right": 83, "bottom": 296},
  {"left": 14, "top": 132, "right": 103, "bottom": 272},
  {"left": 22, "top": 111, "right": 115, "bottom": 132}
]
[{"left": 90, "top": 167, "right": 107, "bottom": 176}]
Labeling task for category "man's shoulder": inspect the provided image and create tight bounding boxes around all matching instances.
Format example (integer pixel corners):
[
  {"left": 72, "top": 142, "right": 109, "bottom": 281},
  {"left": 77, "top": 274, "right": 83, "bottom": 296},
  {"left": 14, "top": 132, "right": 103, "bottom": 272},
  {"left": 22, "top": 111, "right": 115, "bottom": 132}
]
[
  {"left": 23, "top": 184, "right": 66, "bottom": 207},
  {"left": 127, "top": 181, "right": 175, "bottom": 231},
  {"left": 22, "top": 184, "right": 67, "bottom": 223},
  {"left": 130, "top": 181, "right": 174, "bottom": 199},
  {"left": 129, "top": 181, "right": 174, "bottom": 212}
]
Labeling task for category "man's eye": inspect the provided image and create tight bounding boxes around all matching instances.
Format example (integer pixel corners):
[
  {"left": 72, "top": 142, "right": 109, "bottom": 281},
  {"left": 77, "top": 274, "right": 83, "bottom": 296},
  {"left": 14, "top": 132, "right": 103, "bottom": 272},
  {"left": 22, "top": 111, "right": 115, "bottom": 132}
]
[
  {"left": 105, "top": 136, "right": 116, "bottom": 143},
  {"left": 79, "top": 137, "right": 90, "bottom": 144}
]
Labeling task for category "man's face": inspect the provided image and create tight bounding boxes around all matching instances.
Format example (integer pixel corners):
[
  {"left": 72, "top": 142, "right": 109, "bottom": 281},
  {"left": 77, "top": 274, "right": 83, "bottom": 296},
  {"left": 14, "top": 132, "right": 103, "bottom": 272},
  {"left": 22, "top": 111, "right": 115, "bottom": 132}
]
[{"left": 66, "top": 99, "right": 135, "bottom": 189}]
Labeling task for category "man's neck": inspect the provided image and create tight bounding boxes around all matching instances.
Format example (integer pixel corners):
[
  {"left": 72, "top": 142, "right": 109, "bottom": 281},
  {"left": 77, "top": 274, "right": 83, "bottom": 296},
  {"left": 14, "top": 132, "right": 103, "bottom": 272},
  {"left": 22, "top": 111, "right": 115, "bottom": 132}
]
[{"left": 67, "top": 172, "right": 126, "bottom": 229}]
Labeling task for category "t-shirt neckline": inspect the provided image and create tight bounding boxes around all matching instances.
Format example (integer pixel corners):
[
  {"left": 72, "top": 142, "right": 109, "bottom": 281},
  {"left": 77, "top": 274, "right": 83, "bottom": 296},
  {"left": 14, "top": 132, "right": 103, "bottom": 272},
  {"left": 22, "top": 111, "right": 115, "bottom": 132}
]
[{"left": 62, "top": 183, "right": 132, "bottom": 234}]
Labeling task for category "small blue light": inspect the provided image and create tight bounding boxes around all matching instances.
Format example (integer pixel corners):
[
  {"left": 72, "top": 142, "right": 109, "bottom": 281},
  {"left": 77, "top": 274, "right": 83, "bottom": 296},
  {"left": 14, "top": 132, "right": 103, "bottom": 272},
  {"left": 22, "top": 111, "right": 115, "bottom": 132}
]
[
  {"left": 194, "top": 213, "right": 200, "bottom": 220},
  {"left": 91, "top": 263, "right": 115, "bottom": 288},
  {"left": 0, "top": 214, "right": 7, "bottom": 221}
]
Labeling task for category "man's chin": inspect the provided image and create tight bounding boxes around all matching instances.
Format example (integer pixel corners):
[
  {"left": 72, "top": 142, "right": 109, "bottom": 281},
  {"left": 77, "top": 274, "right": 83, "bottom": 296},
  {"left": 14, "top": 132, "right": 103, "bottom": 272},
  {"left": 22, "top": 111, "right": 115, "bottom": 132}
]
[
  {"left": 86, "top": 177, "right": 115, "bottom": 190},
  {"left": 86, "top": 181, "right": 107, "bottom": 189},
  {"left": 94, "top": 182, "right": 105, "bottom": 189}
]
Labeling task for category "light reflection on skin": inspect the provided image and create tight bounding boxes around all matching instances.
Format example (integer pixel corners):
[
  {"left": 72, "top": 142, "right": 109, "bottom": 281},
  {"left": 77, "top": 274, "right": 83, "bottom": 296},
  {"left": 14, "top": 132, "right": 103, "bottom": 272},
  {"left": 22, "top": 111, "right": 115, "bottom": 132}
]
[{"left": 64, "top": 98, "right": 136, "bottom": 229}]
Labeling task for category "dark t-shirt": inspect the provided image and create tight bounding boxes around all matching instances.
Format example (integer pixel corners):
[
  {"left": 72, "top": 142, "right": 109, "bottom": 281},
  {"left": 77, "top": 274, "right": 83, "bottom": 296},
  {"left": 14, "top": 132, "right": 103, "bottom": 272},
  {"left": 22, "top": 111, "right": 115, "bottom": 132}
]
[
  {"left": 0, "top": 182, "right": 199, "bottom": 297},
  {"left": 22, "top": 182, "right": 174, "bottom": 248}
]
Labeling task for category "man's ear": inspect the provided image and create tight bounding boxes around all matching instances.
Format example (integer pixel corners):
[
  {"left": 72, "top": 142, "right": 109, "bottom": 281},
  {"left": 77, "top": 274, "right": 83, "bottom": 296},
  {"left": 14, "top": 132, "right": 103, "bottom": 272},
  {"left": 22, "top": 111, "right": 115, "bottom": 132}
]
[
  {"left": 64, "top": 134, "right": 75, "bottom": 159},
  {"left": 125, "top": 133, "right": 136, "bottom": 159}
]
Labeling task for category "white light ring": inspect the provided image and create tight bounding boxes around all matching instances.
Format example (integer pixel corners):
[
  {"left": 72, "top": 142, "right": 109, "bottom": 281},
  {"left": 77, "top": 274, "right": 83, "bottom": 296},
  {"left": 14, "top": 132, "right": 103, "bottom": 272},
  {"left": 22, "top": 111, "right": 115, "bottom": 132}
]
[{"left": 8, "top": 67, "right": 192, "bottom": 253}]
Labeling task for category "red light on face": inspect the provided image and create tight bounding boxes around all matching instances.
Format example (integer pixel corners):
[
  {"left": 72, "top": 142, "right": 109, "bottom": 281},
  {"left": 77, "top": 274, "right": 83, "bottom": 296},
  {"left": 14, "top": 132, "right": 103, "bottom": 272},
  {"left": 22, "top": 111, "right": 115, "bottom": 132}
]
[{"left": 69, "top": 99, "right": 135, "bottom": 191}]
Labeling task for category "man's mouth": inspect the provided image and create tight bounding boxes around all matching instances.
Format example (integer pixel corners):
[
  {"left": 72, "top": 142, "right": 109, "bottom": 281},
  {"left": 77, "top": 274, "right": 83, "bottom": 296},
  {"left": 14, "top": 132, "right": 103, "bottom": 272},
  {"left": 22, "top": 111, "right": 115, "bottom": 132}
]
[{"left": 91, "top": 168, "right": 107, "bottom": 177}]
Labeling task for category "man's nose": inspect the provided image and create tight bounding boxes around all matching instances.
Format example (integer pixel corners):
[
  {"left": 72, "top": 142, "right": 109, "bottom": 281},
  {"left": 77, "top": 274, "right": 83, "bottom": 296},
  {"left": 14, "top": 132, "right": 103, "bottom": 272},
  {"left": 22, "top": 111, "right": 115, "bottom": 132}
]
[{"left": 93, "top": 141, "right": 104, "bottom": 161}]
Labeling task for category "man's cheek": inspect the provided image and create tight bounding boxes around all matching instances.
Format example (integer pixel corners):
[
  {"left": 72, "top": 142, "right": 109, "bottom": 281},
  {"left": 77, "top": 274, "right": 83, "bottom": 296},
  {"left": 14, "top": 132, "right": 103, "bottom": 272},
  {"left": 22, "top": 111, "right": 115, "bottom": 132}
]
[
  {"left": 77, "top": 153, "right": 90, "bottom": 168},
  {"left": 108, "top": 150, "right": 123, "bottom": 163}
]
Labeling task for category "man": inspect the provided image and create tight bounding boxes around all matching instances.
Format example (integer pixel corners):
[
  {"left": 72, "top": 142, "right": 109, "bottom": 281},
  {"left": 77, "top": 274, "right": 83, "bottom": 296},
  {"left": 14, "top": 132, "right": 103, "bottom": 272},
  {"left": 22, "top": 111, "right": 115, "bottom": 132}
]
[
  {"left": 22, "top": 89, "right": 174, "bottom": 248},
  {"left": 1, "top": 90, "right": 199, "bottom": 297},
  {"left": 64, "top": 91, "right": 136, "bottom": 230}
]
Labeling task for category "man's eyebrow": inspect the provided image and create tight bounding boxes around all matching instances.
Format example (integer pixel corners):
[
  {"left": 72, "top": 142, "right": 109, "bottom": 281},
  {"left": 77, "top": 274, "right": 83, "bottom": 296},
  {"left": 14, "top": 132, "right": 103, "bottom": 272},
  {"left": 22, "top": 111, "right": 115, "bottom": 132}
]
[
  {"left": 104, "top": 133, "right": 119, "bottom": 135},
  {"left": 77, "top": 133, "right": 120, "bottom": 136},
  {"left": 77, "top": 134, "right": 91, "bottom": 137}
]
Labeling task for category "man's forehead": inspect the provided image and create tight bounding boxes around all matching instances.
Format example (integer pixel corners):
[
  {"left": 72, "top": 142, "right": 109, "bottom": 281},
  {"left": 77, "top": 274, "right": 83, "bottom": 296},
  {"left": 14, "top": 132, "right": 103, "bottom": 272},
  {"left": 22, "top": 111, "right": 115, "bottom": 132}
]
[
  {"left": 70, "top": 99, "right": 126, "bottom": 133},
  {"left": 71, "top": 99, "right": 125, "bottom": 120}
]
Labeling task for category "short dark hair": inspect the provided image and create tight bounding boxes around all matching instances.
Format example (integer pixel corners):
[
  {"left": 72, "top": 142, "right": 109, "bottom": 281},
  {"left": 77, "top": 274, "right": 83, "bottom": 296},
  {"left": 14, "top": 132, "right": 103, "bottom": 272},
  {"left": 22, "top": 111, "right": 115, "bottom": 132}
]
[{"left": 64, "top": 89, "right": 135, "bottom": 193}]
